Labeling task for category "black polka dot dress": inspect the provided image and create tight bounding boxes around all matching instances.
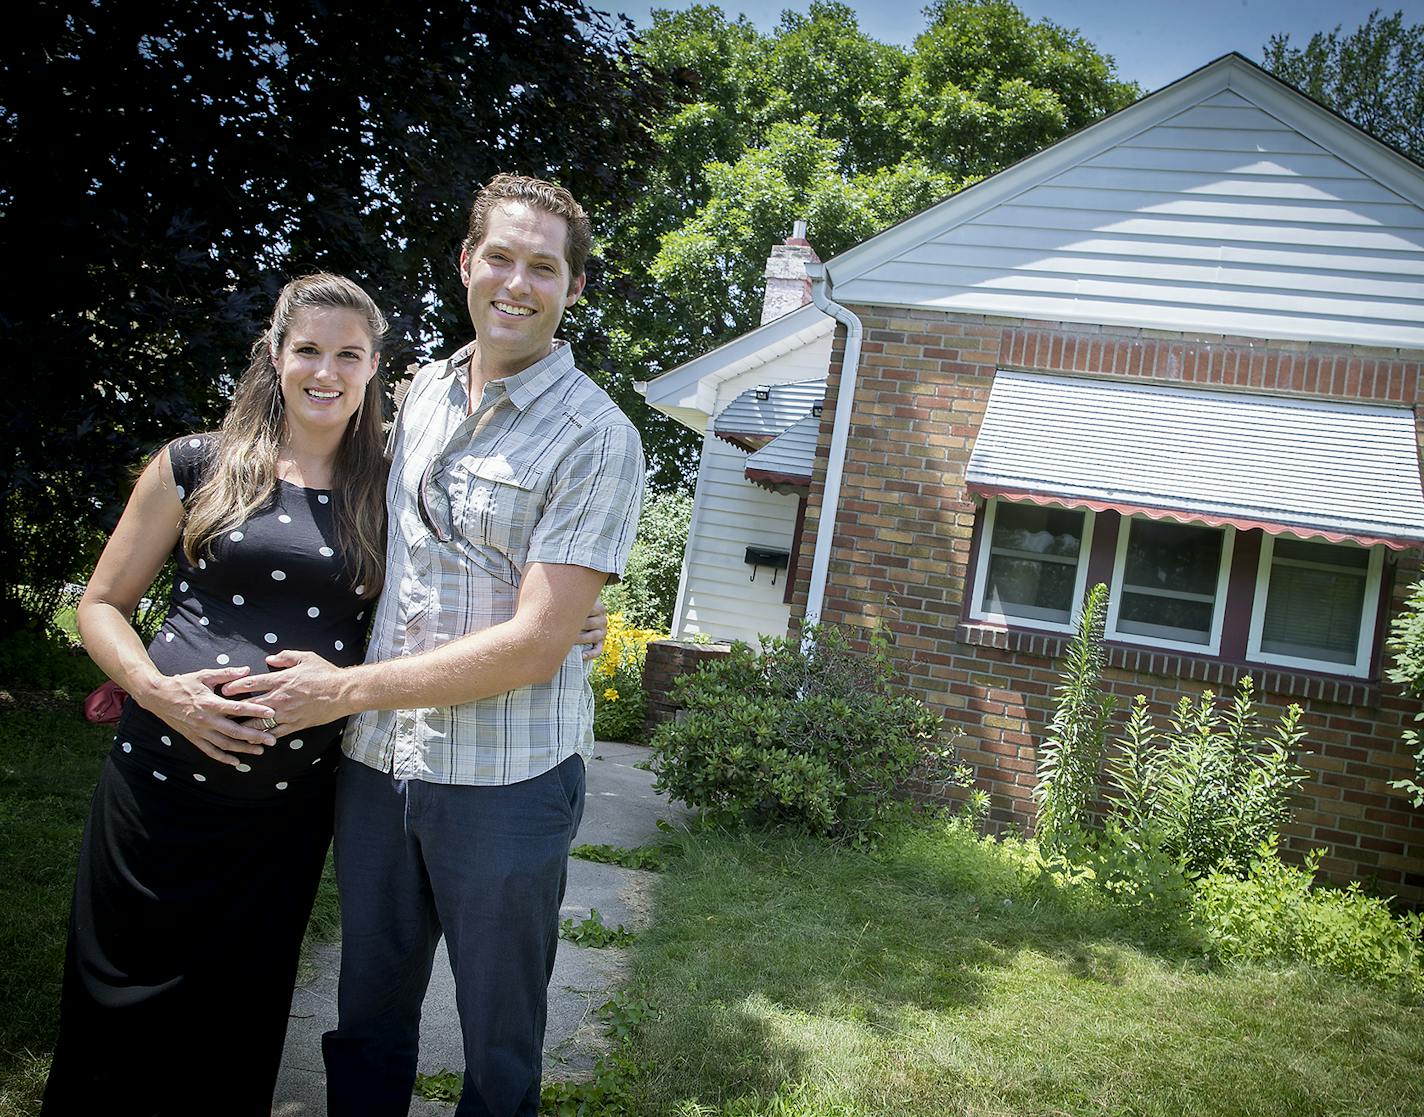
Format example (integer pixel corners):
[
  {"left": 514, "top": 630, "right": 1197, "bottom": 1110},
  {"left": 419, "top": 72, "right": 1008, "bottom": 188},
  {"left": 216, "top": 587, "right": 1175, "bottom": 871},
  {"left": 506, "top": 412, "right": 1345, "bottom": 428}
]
[
  {"left": 114, "top": 435, "right": 369, "bottom": 796},
  {"left": 42, "top": 435, "right": 376, "bottom": 1115}
]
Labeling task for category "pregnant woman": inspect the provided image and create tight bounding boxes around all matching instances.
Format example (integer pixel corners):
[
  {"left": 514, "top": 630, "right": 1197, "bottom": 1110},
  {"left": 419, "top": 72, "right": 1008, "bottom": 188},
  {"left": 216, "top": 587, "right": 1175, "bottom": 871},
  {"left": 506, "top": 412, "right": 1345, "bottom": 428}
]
[{"left": 40, "top": 273, "right": 391, "bottom": 1115}]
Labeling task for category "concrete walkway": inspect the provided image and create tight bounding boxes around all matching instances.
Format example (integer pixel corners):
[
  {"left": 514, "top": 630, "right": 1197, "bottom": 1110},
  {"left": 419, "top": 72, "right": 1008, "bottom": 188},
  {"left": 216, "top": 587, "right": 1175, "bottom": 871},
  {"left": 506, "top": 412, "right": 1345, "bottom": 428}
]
[{"left": 272, "top": 741, "right": 685, "bottom": 1115}]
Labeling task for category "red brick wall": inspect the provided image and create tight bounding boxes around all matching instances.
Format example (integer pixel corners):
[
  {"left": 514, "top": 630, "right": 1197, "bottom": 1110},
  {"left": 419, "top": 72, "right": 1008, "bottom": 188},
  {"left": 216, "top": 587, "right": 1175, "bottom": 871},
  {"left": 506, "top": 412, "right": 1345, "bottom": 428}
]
[
  {"left": 788, "top": 310, "right": 1424, "bottom": 901},
  {"left": 643, "top": 640, "right": 733, "bottom": 732}
]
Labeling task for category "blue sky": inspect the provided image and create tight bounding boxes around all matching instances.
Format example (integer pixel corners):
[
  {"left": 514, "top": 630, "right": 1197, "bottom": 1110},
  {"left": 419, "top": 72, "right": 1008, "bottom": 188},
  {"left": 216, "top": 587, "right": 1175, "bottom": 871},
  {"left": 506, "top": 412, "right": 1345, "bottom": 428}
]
[{"left": 593, "top": 1, "right": 1424, "bottom": 93}]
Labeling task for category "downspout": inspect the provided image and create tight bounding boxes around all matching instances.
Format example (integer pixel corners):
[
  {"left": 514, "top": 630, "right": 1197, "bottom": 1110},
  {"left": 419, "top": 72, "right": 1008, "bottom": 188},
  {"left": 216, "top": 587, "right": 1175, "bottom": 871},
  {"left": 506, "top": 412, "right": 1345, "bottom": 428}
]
[{"left": 802, "top": 260, "right": 863, "bottom": 652}]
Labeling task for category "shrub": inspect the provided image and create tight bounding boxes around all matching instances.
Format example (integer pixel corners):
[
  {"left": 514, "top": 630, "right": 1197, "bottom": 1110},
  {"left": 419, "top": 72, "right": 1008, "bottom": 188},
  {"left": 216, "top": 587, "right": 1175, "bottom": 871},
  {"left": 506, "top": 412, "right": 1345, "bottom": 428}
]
[
  {"left": 0, "top": 628, "right": 105, "bottom": 693},
  {"left": 591, "top": 612, "right": 665, "bottom": 743},
  {"left": 648, "top": 625, "right": 955, "bottom": 843},
  {"left": 1194, "top": 844, "right": 1424, "bottom": 990},
  {"left": 1385, "top": 577, "right": 1424, "bottom": 807},
  {"left": 0, "top": 484, "right": 105, "bottom": 635},
  {"left": 601, "top": 490, "right": 692, "bottom": 631},
  {"left": 1106, "top": 680, "right": 1310, "bottom": 877}
]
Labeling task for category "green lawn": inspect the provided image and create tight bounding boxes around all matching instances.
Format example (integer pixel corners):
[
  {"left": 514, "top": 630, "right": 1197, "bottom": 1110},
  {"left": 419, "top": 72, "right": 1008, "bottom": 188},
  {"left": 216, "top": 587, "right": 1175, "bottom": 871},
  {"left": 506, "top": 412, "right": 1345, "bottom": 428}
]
[
  {"left": 0, "top": 694, "right": 109, "bottom": 1115},
  {"left": 627, "top": 825, "right": 1424, "bottom": 1117}
]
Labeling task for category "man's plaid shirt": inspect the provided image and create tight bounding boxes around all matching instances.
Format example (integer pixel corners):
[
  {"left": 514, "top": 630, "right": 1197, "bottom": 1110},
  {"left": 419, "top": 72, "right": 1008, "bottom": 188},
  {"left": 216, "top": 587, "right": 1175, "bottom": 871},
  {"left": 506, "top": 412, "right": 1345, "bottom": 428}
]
[{"left": 342, "top": 340, "right": 645, "bottom": 784}]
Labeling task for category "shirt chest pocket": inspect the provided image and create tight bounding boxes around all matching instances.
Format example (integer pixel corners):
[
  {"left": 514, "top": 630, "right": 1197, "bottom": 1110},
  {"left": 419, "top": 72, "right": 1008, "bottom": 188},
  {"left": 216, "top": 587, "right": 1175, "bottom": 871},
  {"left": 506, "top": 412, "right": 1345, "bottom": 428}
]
[{"left": 449, "top": 456, "right": 547, "bottom": 563}]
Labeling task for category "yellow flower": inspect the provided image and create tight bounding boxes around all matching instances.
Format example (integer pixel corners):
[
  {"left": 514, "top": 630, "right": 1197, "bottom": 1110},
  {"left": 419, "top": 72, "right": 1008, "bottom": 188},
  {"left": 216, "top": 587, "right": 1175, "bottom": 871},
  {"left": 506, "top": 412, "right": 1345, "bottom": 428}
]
[
  {"left": 592, "top": 611, "right": 669, "bottom": 680},
  {"left": 603, "top": 688, "right": 620, "bottom": 702}
]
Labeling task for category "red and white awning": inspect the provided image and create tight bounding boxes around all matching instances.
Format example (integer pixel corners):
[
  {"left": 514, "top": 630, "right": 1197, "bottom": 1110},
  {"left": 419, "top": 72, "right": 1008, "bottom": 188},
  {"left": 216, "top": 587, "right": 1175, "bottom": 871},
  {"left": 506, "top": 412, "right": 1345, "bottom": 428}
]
[{"left": 966, "top": 370, "right": 1424, "bottom": 549}]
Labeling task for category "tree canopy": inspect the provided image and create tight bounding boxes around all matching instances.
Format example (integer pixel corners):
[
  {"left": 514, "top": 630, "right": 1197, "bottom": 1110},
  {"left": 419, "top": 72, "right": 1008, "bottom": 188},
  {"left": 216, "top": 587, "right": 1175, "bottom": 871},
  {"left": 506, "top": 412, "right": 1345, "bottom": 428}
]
[
  {"left": 0, "top": 0, "right": 668, "bottom": 626},
  {"left": 604, "top": 0, "right": 1138, "bottom": 487},
  {"left": 1, "top": 0, "right": 1142, "bottom": 621},
  {"left": 1263, "top": 7, "right": 1424, "bottom": 162}
]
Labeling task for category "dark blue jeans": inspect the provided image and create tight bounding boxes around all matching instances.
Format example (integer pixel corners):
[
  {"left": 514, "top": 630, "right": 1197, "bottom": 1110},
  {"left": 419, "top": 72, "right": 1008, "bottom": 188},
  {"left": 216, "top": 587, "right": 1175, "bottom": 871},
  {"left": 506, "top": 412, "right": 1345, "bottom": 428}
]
[{"left": 322, "top": 755, "right": 585, "bottom": 1117}]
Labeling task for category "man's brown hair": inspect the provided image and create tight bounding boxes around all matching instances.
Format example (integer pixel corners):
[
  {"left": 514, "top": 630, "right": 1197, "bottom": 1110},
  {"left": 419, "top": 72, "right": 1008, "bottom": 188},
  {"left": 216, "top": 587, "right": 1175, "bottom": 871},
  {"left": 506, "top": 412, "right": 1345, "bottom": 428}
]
[{"left": 464, "top": 173, "right": 592, "bottom": 290}]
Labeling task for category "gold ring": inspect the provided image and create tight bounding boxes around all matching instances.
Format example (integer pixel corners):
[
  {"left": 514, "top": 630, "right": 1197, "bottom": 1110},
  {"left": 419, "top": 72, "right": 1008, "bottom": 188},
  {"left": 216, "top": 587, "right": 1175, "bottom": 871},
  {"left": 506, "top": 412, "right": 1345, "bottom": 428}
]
[{"left": 260, "top": 717, "right": 278, "bottom": 731}]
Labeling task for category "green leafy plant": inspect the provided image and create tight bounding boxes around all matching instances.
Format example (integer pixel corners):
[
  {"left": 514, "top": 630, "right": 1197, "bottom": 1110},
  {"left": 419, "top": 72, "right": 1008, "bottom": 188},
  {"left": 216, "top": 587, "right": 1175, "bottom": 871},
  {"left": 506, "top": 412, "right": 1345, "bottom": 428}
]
[
  {"left": 1038, "top": 585, "right": 1311, "bottom": 880},
  {"left": 601, "top": 490, "right": 693, "bottom": 631},
  {"left": 540, "top": 994, "right": 652, "bottom": 1115},
  {"left": 1035, "top": 582, "right": 1113, "bottom": 850},
  {"left": 0, "top": 627, "right": 106, "bottom": 694},
  {"left": 412, "top": 1068, "right": 463, "bottom": 1104},
  {"left": 560, "top": 909, "right": 635, "bottom": 948},
  {"left": 1194, "top": 843, "right": 1424, "bottom": 990},
  {"left": 1107, "top": 680, "right": 1310, "bottom": 877},
  {"left": 649, "top": 624, "right": 957, "bottom": 844},
  {"left": 1385, "top": 577, "right": 1424, "bottom": 807},
  {"left": 571, "top": 843, "right": 668, "bottom": 871}
]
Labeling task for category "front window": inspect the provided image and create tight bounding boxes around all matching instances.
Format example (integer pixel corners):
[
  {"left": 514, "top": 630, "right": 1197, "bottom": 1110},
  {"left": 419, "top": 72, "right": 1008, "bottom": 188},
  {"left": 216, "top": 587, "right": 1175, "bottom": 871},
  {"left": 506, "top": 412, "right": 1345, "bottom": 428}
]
[
  {"left": 1107, "top": 518, "right": 1233, "bottom": 653},
  {"left": 1248, "top": 535, "right": 1383, "bottom": 677},
  {"left": 971, "top": 499, "right": 1093, "bottom": 631}
]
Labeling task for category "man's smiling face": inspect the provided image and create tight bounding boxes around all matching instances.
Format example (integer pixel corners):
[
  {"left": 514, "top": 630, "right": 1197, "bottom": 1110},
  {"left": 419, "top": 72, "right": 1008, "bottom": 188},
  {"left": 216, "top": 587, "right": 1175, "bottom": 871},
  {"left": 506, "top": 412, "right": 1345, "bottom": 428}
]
[{"left": 459, "top": 201, "right": 586, "bottom": 377}]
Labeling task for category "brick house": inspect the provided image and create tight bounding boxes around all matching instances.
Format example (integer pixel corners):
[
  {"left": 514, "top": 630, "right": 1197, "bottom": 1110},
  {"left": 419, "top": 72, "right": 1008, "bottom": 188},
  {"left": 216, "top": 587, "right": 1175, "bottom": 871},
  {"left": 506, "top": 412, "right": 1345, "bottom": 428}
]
[{"left": 638, "top": 54, "right": 1424, "bottom": 900}]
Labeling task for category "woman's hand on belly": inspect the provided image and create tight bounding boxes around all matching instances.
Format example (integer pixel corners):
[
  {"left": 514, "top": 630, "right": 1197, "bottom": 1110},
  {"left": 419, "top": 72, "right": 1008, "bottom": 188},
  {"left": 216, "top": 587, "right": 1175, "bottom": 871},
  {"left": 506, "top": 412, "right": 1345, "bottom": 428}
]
[{"left": 141, "top": 665, "right": 280, "bottom": 766}]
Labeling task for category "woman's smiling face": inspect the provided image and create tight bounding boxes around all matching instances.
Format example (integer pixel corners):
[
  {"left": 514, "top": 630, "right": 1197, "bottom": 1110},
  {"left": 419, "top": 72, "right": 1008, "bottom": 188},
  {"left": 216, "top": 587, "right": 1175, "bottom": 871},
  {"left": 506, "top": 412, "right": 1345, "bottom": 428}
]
[{"left": 273, "top": 306, "right": 379, "bottom": 439}]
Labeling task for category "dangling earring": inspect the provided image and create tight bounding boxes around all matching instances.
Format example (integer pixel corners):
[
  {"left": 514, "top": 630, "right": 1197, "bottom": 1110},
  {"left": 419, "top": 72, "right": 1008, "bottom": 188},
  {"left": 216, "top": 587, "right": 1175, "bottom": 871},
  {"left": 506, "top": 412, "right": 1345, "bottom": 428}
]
[
  {"left": 268, "top": 374, "right": 284, "bottom": 437},
  {"left": 351, "top": 391, "right": 366, "bottom": 437}
]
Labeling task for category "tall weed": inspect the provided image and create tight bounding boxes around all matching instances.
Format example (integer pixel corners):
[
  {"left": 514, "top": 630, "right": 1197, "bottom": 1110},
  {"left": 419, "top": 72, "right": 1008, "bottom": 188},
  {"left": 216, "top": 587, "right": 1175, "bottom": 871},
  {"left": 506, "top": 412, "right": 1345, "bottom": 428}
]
[
  {"left": 1107, "top": 680, "right": 1310, "bottom": 877},
  {"left": 1035, "top": 582, "right": 1112, "bottom": 850},
  {"left": 1385, "top": 577, "right": 1424, "bottom": 807}
]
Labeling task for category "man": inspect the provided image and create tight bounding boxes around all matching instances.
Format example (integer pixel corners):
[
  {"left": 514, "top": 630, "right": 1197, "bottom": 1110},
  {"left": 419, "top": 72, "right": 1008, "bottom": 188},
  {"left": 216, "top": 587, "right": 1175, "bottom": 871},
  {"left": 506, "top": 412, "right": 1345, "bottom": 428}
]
[{"left": 230, "top": 174, "right": 645, "bottom": 1115}]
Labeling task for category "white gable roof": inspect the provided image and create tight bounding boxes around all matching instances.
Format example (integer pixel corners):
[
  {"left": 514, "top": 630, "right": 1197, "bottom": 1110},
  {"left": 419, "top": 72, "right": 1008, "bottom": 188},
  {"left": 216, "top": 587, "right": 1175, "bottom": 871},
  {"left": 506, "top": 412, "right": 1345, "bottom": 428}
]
[
  {"left": 637, "top": 303, "right": 834, "bottom": 430},
  {"left": 826, "top": 54, "right": 1424, "bottom": 349}
]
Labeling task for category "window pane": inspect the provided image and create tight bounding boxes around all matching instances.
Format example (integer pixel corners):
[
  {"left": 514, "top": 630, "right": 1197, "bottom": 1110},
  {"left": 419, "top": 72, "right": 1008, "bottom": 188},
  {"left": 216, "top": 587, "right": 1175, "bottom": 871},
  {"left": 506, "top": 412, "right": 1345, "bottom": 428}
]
[
  {"left": 985, "top": 555, "right": 1078, "bottom": 622},
  {"left": 1122, "top": 520, "right": 1223, "bottom": 596},
  {"left": 1118, "top": 592, "right": 1214, "bottom": 642},
  {"left": 981, "top": 503, "right": 1085, "bottom": 624},
  {"left": 990, "top": 503, "right": 1084, "bottom": 559},
  {"left": 1116, "top": 519, "right": 1225, "bottom": 646},
  {"left": 1261, "top": 540, "right": 1368, "bottom": 665},
  {"left": 1273, "top": 537, "right": 1369, "bottom": 569}
]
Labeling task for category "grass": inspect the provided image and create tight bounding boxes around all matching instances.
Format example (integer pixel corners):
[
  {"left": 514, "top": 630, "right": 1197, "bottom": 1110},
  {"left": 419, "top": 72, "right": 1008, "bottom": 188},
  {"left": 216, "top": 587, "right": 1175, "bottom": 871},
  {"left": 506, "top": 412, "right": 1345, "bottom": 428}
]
[
  {"left": 625, "top": 823, "right": 1424, "bottom": 1117},
  {"left": 0, "top": 667, "right": 109, "bottom": 1117}
]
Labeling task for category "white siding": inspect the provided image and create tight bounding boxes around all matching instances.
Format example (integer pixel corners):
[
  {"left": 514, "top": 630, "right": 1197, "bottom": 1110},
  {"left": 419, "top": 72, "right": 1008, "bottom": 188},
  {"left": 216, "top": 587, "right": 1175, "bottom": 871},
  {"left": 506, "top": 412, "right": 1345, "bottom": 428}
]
[
  {"left": 674, "top": 433, "right": 799, "bottom": 644},
  {"left": 671, "top": 334, "right": 834, "bottom": 644},
  {"left": 835, "top": 85, "right": 1424, "bottom": 348}
]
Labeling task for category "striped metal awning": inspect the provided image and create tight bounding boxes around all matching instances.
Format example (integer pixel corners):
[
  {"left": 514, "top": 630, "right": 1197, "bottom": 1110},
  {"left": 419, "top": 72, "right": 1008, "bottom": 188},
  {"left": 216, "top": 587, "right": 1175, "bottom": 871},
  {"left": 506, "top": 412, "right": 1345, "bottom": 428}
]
[
  {"left": 745, "top": 412, "right": 821, "bottom": 493},
  {"left": 965, "top": 370, "right": 1424, "bottom": 549},
  {"left": 714, "top": 379, "right": 826, "bottom": 452}
]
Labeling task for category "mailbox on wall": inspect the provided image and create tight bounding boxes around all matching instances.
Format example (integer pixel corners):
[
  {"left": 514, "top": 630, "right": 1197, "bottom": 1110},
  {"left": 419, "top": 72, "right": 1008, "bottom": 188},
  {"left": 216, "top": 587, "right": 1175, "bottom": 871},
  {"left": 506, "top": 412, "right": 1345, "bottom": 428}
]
[{"left": 743, "top": 546, "right": 790, "bottom": 584}]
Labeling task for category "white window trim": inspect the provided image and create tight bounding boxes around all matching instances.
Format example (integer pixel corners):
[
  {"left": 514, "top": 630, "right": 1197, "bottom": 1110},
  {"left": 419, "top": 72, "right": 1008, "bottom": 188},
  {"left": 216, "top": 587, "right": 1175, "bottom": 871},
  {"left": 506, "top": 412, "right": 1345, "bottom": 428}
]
[
  {"left": 1105, "top": 518, "right": 1235, "bottom": 656},
  {"left": 969, "top": 497, "right": 1095, "bottom": 634},
  {"left": 1246, "top": 534, "right": 1383, "bottom": 679}
]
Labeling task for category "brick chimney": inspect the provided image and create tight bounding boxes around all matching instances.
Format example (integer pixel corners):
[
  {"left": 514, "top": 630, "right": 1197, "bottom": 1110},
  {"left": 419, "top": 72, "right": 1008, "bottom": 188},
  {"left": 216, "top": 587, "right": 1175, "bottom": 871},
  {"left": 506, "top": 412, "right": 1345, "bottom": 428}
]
[{"left": 760, "top": 219, "right": 821, "bottom": 325}]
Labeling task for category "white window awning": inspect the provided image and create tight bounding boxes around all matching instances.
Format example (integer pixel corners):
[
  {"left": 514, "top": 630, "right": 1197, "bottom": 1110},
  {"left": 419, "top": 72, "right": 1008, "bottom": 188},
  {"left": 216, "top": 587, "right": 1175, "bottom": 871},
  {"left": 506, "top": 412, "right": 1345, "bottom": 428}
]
[{"left": 965, "top": 370, "right": 1424, "bottom": 550}]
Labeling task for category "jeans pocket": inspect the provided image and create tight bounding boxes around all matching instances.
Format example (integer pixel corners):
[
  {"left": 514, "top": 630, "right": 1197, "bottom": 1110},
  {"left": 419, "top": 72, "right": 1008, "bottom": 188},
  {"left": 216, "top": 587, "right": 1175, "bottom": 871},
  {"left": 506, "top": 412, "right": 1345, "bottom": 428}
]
[{"left": 553, "top": 754, "right": 586, "bottom": 836}]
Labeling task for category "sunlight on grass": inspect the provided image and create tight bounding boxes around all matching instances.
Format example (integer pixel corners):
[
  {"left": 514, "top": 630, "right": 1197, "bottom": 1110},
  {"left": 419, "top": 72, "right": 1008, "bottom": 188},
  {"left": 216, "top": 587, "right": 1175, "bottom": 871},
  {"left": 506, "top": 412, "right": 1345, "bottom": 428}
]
[{"left": 630, "top": 825, "right": 1424, "bottom": 1117}]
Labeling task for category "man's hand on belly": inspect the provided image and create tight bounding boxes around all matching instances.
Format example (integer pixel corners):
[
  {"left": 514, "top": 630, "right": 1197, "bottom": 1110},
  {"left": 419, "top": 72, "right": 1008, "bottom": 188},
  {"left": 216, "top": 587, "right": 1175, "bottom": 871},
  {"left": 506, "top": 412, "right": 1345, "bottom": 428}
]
[{"left": 221, "top": 650, "right": 356, "bottom": 737}]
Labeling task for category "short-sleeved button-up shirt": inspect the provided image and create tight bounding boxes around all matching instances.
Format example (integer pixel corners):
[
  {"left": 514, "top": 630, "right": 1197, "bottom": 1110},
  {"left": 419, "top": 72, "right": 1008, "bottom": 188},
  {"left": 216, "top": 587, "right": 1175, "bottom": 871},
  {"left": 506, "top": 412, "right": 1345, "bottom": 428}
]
[{"left": 342, "top": 340, "right": 645, "bottom": 785}]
